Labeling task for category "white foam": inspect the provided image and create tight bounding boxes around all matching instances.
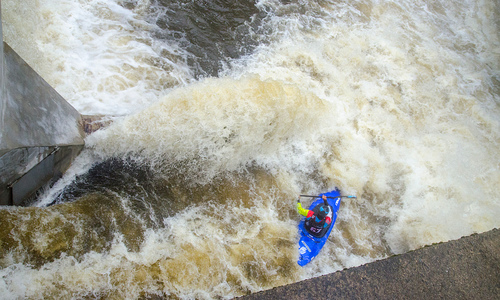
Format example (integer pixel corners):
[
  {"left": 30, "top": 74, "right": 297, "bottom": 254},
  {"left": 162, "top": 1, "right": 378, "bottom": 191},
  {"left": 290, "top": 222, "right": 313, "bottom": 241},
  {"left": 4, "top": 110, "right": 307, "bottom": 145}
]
[
  {"left": 1, "top": 0, "right": 500, "bottom": 298},
  {"left": 2, "top": 0, "right": 193, "bottom": 115}
]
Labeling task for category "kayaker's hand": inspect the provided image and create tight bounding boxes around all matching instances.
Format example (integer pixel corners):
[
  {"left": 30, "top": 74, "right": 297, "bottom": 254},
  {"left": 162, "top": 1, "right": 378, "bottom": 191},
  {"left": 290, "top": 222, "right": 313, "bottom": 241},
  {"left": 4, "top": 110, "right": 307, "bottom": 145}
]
[{"left": 297, "top": 196, "right": 301, "bottom": 203}]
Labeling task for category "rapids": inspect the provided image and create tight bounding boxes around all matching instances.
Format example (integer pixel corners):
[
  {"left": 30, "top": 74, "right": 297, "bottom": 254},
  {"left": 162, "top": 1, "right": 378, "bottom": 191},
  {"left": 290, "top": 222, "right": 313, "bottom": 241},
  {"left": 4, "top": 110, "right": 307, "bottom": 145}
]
[{"left": 1, "top": 0, "right": 499, "bottom": 299}]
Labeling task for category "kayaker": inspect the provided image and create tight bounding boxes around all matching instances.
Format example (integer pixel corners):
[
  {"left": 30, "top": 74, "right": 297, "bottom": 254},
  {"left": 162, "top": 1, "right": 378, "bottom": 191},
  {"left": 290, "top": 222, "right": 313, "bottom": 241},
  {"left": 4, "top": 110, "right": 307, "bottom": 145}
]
[{"left": 297, "top": 195, "right": 333, "bottom": 238}]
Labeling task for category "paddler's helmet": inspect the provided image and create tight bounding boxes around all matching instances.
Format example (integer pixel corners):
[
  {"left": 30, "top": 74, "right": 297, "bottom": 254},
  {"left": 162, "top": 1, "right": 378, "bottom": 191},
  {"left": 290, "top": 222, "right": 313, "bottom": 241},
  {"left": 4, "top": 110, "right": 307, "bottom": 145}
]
[{"left": 313, "top": 205, "right": 330, "bottom": 222}]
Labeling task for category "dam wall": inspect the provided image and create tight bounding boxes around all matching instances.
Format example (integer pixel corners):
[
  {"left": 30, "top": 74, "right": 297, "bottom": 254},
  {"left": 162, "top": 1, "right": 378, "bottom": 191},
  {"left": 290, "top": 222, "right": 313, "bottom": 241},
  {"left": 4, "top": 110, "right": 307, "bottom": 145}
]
[
  {"left": 240, "top": 228, "right": 500, "bottom": 299},
  {"left": 0, "top": 4, "right": 85, "bottom": 206}
]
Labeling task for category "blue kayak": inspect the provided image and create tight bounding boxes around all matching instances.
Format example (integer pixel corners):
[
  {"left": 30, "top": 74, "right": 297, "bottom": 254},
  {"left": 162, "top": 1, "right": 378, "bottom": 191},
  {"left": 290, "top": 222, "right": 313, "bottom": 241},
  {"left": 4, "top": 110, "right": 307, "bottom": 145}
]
[{"left": 297, "top": 189, "right": 342, "bottom": 266}]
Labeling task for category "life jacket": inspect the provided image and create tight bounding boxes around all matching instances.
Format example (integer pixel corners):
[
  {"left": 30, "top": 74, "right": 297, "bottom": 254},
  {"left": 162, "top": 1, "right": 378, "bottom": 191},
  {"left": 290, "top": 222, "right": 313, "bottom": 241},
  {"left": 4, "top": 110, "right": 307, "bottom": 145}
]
[{"left": 305, "top": 204, "right": 332, "bottom": 238}]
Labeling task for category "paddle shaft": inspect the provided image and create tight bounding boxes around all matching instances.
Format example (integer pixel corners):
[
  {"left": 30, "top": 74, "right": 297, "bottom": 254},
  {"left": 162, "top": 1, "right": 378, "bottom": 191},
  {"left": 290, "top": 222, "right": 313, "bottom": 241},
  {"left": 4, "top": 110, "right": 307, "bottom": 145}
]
[{"left": 299, "top": 194, "right": 357, "bottom": 199}]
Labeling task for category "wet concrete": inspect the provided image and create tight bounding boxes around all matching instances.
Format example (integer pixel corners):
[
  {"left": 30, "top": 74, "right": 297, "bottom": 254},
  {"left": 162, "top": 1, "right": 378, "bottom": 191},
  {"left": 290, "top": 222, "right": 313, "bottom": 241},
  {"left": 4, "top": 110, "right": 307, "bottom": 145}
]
[
  {"left": 241, "top": 228, "right": 500, "bottom": 299},
  {"left": 0, "top": 4, "right": 87, "bottom": 205},
  {"left": 0, "top": 42, "right": 85, "bottom": 206},
  {"left": 81, "top": 115, "right": 116, "bottom": 136},
  {"left": 0, "top": 43, "right": 84, "bottom": 156}
]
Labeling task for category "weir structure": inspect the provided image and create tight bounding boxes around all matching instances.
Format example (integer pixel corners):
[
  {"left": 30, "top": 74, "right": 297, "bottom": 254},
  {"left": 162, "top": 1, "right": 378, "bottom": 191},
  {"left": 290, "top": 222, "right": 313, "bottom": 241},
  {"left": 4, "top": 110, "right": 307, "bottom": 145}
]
[
  {"left": 0, "top": 5, "right": 85, "bottom": 206},
  {"left": 1, "top": 5, "right": 498, "bottom": 299}
]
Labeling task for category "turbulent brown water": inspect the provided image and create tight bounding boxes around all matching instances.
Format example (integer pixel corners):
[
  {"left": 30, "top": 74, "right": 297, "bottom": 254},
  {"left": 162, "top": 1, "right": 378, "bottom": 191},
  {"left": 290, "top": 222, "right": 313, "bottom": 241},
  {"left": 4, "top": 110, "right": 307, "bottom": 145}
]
[{"left": 1, "top": 0, "right": 500, "bottom": 299}]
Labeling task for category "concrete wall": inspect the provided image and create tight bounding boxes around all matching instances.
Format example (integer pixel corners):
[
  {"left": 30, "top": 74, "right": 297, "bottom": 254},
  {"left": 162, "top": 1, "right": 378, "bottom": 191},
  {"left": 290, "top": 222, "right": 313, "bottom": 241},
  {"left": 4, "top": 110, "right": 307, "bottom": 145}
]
[
  {"left": 0, "top": 2, "right": 4, "bottom": 149},
  {"left": 0, "top": 43, "right": 84, "bottom": 155},
  {"left": 241, "top": 228, "right": 500, "bottom": 299},
  {"left": 0, "top": 5, "right": 85, "bottom": 205}
]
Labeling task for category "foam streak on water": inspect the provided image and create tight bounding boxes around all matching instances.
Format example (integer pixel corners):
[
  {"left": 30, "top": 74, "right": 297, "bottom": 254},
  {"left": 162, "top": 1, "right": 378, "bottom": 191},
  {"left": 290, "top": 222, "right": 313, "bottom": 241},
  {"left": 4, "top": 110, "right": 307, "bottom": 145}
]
[
  {"left": 2, "top": 0, "right": 193, "bottom": 115},
  {"left": 1, "top": 0, "right": 500, "bottom": 299}
]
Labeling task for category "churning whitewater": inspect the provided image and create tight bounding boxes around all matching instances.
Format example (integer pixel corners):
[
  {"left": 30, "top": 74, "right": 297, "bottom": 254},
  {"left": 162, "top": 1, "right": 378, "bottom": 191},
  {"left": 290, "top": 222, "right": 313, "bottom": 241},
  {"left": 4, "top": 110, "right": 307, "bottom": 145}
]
[{"left": 1, "top": 0, "right": 499, "bottom": 299}]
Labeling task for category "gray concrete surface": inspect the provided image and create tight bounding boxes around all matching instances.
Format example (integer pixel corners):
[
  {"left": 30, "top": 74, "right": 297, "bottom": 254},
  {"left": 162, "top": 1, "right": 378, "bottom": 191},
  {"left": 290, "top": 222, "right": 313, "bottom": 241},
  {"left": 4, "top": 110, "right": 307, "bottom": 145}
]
[
  {"left": 82, "top": 115, "right": 115, "bottom": 136},
  {"left": 240, "top": 228, "right": 500, "bottom": 299},
  {"left": 0, "top": 4, "right": 85, "bottom": 205},
  {"left": 0, "top": 43, "right": 84, "bottom": 155}
]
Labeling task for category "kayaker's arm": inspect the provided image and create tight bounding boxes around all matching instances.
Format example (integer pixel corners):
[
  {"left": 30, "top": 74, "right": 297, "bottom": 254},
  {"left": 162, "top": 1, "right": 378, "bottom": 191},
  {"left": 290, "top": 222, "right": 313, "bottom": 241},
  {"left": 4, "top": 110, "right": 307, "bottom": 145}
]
[
  {"left": 321, "top": 195, "right": 332, "bottom": 224},
  {"left": 322, "top": 195, "right": 328, "bottom": 206},
  {"left": 296, "top": 198, "right": 314, "bottom": 218}
]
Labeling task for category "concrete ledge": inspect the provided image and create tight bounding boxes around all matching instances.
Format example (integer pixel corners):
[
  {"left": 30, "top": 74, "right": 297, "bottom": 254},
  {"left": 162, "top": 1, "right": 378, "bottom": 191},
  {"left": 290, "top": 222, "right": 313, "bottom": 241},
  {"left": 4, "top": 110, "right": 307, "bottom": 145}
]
[
  {"left": 0, "top": 145, "right": 83, "bottom": 206},
  {"left": 0, "top": 42, "right": 85, "bottom": 206},
  {"left": 1, "top": 43, "right": 84, "bottom": 155},
  {"left": 240, "top": 228, "right": 500, "bottom": 299},
  {"left": 81, "top": 115, "right": 115, "bottom": 136}
]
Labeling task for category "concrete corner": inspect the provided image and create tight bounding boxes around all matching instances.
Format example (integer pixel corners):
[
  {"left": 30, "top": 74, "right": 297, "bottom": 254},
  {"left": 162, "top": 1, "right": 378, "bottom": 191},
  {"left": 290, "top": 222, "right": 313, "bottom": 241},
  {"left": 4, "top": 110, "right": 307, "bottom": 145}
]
[
  {"left": 0, "top": 42, "right": 85, "bottom": 206},
  {"left": 240, "top": 228, "right": 500, "bottom": 299}
]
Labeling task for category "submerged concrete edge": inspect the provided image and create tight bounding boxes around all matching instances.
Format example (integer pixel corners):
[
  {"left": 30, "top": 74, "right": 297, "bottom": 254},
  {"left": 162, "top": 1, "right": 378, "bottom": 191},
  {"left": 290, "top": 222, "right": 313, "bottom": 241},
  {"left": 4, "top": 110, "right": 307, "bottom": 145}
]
[
  {"left": 240, "top": 228, "right": 500, "bottom": 299},
  {"left": 81, "top": 115, "right": 116, "bottom": 136}
]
